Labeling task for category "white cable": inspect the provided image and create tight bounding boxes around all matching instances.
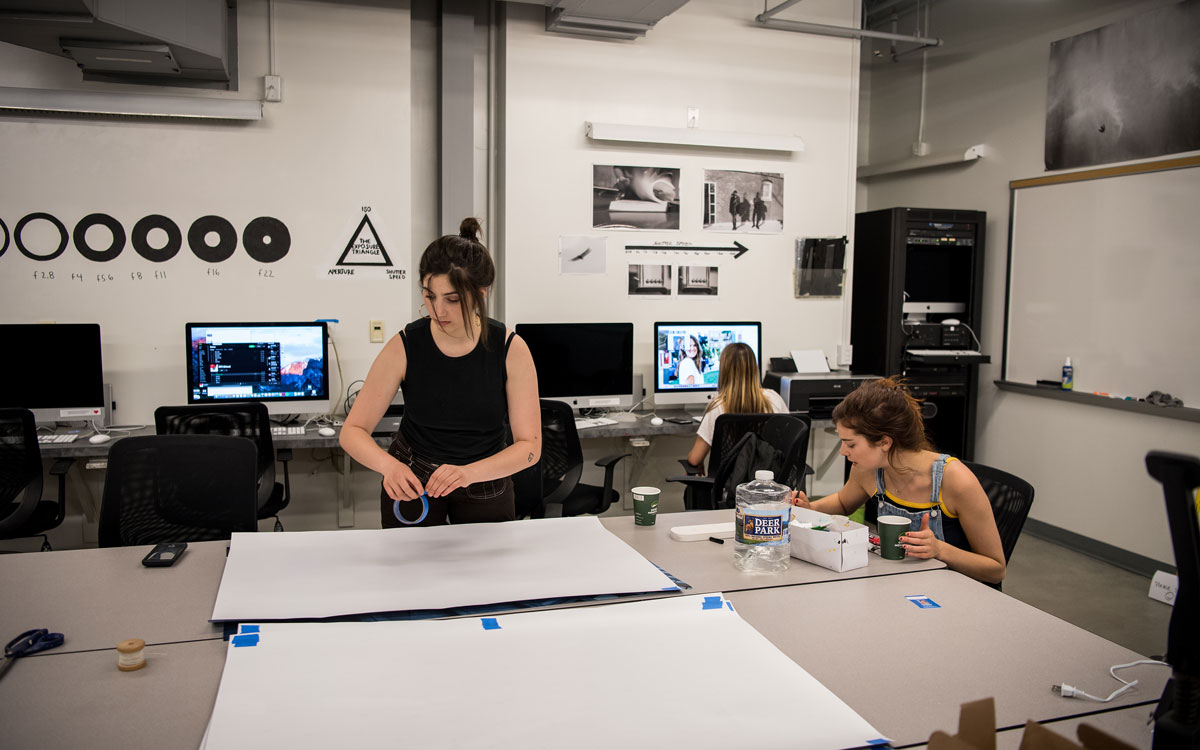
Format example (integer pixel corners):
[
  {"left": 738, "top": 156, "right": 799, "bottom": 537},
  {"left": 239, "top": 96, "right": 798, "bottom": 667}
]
[
  {"left": 915, "top": 0, "right": 927, "bottom": 145},
  {"left": 1053, "top": 659, "right": 1169, "bottom": 702}
]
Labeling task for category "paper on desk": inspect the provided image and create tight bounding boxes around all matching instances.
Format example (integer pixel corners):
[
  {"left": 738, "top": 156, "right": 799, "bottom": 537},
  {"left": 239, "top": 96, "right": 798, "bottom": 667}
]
[
  {"left": 202, "top": 595, "right": 885, "bottom": 750},
  {"left": 790, "top": 349, "right": 831, "bottom": 373},
  {"left": 210, "top": 516, "right": 678, "bottom": 621}
]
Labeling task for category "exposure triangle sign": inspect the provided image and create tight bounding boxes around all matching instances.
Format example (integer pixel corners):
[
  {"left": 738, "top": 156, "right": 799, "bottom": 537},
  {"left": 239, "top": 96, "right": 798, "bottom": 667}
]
[{"left": 337, "top": 215, "right": 392, "bottom": 266}]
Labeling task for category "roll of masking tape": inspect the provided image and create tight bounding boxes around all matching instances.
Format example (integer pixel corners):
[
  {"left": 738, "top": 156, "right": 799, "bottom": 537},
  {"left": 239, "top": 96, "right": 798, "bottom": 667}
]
[{"left": 117, "top": 638, "right": 146, "bottom": 671}]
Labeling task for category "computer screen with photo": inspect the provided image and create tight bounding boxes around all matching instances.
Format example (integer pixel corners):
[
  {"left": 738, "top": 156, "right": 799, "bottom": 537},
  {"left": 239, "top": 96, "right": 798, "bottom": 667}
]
[
  {"left": 516, "top": 322, "right": 634, "bottom": 411},
  {"left": 654, "top": 321, "right": 762, "bottom": 406},
  {"left": 0, "top": 323, "right": 106, "bottom": 424},
  {"left": 185, "top": 322, "right": 330, "bottom": 416}
]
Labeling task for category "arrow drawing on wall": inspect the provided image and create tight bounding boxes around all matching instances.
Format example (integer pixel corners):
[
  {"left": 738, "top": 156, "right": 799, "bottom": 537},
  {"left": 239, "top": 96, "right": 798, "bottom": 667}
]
[{"left": 624, "top": 241, "right": 749, "bottom": 259}]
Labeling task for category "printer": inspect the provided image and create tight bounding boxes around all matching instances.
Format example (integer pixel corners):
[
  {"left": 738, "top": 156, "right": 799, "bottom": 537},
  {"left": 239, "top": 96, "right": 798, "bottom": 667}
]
[{"left": 763, "top": 371, "right": 879, "bottom": 420}]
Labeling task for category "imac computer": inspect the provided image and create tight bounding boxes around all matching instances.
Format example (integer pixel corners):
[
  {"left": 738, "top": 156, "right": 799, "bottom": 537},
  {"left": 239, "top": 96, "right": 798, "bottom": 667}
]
[
  {"left": 185, "top": 322, "right": 330, "bottom": 416},
  {"left": 654, "top": 321, "right": 762, "bottom": 407},
  {"left": 515, "top": 322, "right": 635, "bottom": 411},
  {"left": 0, "top": 323, "right": 106, "bottom": 424}
]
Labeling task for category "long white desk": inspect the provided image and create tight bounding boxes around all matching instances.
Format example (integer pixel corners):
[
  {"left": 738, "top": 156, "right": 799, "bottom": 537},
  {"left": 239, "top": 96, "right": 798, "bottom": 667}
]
[
  {"left": 0, "top": 541, "right": 227, "bottom": 654},
  {"left": 601, "top": 509, "right": 945, "bottom": 594},
  {"left": 727, "top": 570, "right": 1168, "bottom": 748}
]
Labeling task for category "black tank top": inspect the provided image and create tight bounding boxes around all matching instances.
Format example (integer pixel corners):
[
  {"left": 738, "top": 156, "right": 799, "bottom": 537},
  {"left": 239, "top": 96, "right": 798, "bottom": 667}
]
[{"left": 398, "top": 317, "right": 512, "bottom": 464}]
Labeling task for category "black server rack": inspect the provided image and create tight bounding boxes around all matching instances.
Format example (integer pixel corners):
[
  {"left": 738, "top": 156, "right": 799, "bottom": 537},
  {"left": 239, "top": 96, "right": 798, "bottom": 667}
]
[{"left": 849, "top": 207, "right": 987, "bottom": 460}]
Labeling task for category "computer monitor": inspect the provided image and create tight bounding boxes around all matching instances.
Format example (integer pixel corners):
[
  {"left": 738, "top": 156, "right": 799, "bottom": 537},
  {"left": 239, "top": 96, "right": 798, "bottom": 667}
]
[
  {"left": 654, "top": 321, "right": 762, "bottom": 407},
  {"left": 185, "top": 322, "right": 330, "bottom": 416},
  {"left": 0, "top": 323, "right": 106, "bottom": 425},
  {"left": 515, "top": 322, "right": 635, "bottom": 411}
]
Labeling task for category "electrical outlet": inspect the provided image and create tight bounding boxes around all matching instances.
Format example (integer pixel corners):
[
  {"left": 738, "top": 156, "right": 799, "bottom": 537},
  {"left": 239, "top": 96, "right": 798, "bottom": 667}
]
[
  {"left": 369, "top": 320, "right": 385, "bottom": 343},
  {"left": 263, "top": 74, "right": 282, "bottom": 102}
]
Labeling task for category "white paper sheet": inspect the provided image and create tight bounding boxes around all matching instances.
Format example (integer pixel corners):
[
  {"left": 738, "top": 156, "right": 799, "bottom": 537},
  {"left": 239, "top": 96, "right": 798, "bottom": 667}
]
[
  {"left": 203, "top": 595, "right": 885, "bottom": 749},
  {"left": 790, "top": 349, "right": 831, "bottom": 373},
  {"left": 211, "top": 516, "right": 679, "bottom": 621}
]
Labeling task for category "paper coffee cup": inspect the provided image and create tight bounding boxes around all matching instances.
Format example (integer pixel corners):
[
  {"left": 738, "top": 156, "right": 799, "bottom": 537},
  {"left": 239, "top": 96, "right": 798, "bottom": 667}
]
[
  {"left": 876, "top": 515, "right": 912, "bottom": 561},
  {"left": 632, "top": 486, "right": 661, "bottom": 526}
]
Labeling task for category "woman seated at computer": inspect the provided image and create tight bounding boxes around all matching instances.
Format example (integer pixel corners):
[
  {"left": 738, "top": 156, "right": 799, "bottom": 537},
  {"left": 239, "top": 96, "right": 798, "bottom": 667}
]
[
  {"left": 676, "top": 335, "right": 706, "bottom": 385},
  {"left": 791, "top": 378, "right": 1006, "bottom": 584},
  {"left": 685, "top": 343, "right": 787, "bottom": 470},
  {"left": 339, "top": 218, "right": 541, "bottom": 527}
]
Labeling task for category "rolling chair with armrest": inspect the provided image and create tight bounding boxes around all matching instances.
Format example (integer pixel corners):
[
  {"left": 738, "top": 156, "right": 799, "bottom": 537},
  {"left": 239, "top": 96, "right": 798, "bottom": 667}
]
[
  {"left": 512, "top": 399, "right": 632, "bottom": 519},
  {"left": 667, "top": 412, "right": 810, "bottom": 510},
  {"left": 0, "top": 408, "right": 74, "bottom": 551},
  {"left": 154, "top": 402, "right": 292, "bottom": 531},
  {"left": 98, "top": 434, "right": 259, "bottom": 547}
]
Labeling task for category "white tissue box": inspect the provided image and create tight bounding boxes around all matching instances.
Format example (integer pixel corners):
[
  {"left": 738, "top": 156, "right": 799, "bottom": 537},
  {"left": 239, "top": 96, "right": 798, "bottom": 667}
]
[{"left": 789, "top": 507, "right": 869, "bottom": 572}]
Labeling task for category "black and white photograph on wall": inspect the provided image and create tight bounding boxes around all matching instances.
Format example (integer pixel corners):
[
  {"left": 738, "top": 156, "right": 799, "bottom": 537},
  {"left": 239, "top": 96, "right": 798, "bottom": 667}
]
[
  {"left": 794, "top": 237, "right": 846, "bottom": 298},
  {"left": 593, "top": 165, "right": 680, "bottom": 230},
  {"left": 627, "top": 263, "right": 672, "bottom": 295},
  {"left": 558, "top": 235, "right": 607, "bottom": 275},
  {"left": 677, "top": 265, "right": 719, "bottom": 296},
  {"left": 702, "top": 170, "right": 783, "bottom": 233},
  {"left": 1045, "top": 1, "right": 1200, "bottom": 171}
]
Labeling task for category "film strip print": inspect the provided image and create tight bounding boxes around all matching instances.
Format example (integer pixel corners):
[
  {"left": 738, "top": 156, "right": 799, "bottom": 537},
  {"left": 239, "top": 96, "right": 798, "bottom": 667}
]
[{"left": 0, "top": 213, "right": 289, "bottom": 263}]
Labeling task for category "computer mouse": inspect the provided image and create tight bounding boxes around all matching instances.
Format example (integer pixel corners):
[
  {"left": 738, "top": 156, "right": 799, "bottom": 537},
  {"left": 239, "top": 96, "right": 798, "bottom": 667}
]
[
  {"left": 650, "top": 417, "right": 664, "bottom": 426},
  {"left": 318, "top": 426, "right": 337, "bottom": 437},
  {"left": 88, "top": 433, "right": 112, "bottom": 444}
]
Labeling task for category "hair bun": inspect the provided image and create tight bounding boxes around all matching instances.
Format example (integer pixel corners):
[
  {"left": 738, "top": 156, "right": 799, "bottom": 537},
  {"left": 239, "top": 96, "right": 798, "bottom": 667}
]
[{"left": 459, "top": 217, "right": 482, "bottom": 241}]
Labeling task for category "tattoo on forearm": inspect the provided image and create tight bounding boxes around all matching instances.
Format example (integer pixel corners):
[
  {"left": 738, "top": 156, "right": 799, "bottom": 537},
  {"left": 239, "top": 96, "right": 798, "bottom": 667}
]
[{"left": 527, "top": 452, "right": 534, "bottom": 463}]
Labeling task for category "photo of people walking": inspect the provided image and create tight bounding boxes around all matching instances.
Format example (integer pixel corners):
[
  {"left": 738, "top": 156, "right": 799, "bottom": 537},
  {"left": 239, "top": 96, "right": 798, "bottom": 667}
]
[{"left": 702, "top": 169, "right": 783, "bottom": 234}]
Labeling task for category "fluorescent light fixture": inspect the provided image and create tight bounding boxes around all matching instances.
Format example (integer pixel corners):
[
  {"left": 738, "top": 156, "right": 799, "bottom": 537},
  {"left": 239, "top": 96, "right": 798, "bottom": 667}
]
[
  {"left": 857, "top": 144, "right": 987, "bottom": 179},
  {"left": 586, "top": 122, "right": 803, "bottom": 153},
  {"left": 0, "top": 86, "right": 263, "bottom": 120},
  {"left": 546, "top": 10, "right": 655, "bottom": 40}
]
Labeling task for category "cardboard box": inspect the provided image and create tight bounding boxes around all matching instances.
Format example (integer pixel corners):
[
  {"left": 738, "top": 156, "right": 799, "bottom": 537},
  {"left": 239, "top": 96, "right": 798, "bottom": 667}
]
[{"left": 789, "top": 507, "right": 869, "bottom": 572}]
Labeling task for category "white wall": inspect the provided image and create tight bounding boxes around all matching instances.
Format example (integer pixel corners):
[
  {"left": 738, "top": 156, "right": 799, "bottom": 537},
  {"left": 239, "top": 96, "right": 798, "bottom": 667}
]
[
  {"left": 859, "top": 0, "right": 1199, "bottom": 565},
  {"left": 501, "top": 0, "right": 863, "bottom": 506},
  {"left": 1, "top": 0, "right": 416, "bottom": 543}
]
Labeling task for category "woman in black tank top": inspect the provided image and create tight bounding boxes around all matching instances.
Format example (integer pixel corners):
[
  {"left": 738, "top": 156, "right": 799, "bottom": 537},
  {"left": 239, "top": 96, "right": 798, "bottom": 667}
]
[{"left": 339, "top": 218, "right": 541, "bottom": 527}]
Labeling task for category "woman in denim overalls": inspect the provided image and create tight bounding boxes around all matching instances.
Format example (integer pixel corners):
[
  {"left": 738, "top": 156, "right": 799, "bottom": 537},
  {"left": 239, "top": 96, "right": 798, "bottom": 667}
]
[{"left": 792, "top": 378, "right": 1006, "bottom": 585}]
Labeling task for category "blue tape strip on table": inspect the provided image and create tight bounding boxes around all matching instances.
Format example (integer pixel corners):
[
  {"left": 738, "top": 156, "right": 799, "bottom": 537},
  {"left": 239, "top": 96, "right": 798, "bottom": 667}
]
[
  {"left": 866, "top": 739, "right": 891, "bottom": 745},
  {"left": 232, "top": 633, "right": 260, "bottom": 647},
  {"left": 239, "top": 625, "right": 260, "bottom": 634},
  {"left": 905, "top": 596, "right": 941, "bottom": 609},
  {"left": 701, "top": 595, "right": 724, "bottom": 610},
  {"left": 481, "top": 618, "right": 501, "bottom": 630}
]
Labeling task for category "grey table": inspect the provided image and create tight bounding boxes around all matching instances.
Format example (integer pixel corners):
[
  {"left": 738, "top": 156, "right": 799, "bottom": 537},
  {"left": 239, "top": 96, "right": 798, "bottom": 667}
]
[
  {"left": 727, "top": 569, "right": 1169, "bottom": 748},
  {"left": 0, "top": 638, "right": 224, "bottom": 750},
  {"left": 600, "top": 509, "right": 945, "bottom": 594},
  {"left": 907, "top": 704, "right": 1158, "bottom": 750},
  {"left": 0, "top": 541, "right": 228, "bottom": 654}
]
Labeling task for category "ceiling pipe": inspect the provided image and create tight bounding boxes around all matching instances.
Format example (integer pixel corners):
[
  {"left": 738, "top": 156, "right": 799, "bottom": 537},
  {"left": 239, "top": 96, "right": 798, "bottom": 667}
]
[{"left": 754, "top": 14, "right": 941, "bottom": 47}]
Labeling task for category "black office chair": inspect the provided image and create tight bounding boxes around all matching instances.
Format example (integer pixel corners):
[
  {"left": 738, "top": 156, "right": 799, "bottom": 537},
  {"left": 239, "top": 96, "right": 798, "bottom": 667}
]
[
  {"left": 154, "top": 402, "right": 292, "bottom": 531},
  {"left": 1145, "top": 450, "right": 1200, "bottom": 748},
  {"left": 98, "top": 434, "right": 258, "bottom": 547},
  {"left": 512, "top": 399, "right": 632, "bottom": 519},
  {"left": 962, "top": 461, "right": 1035, "bottom": 564},
  {"left": 668, "top": 412, "right": 811, "bottom": 510},
  {"left": 0, "top": 408, "right": 74, "bottom": 551}
]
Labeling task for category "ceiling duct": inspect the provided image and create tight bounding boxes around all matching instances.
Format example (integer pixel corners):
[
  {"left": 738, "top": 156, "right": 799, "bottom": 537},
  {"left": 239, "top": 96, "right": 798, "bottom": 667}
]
[
  {"left": 500, "top": 1, "right": 689, "bottom": 41},
  {"left": 0, "top": 0, "right": 236, "bottom": 90}
]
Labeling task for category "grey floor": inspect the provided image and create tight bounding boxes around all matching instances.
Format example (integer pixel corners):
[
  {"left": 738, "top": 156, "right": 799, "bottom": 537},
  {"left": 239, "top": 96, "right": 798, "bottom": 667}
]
[{"left": 1002, "top": 532, "right": 1174, "bottom": 658}]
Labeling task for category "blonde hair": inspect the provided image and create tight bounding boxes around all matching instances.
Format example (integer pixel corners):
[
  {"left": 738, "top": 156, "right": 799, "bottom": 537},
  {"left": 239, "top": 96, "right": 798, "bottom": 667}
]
[{"left": 707, "top": 343, "right": 770, "bottom": 415}]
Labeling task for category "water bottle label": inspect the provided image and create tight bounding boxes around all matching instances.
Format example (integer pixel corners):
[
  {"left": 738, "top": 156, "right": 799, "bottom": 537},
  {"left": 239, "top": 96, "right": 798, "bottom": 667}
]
[{"left": 735, "top": 507, "right": 791, "bottom": 546}]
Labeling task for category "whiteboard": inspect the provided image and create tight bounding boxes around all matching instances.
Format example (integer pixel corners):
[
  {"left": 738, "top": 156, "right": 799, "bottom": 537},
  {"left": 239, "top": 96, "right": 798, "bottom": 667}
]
[{"left": 1005, "top": 158, "right": 1200, "bottom": 404}]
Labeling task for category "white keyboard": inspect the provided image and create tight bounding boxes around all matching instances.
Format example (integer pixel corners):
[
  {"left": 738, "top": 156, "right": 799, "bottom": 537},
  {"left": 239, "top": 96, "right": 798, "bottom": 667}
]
[
  {"left": 38, "top": 433, "right": 79, "bottom": 444},
  {"left": 907, "top": 349, "right": 984, "bottom": 357},
  {"left": 574, "top": 417, "right": 618, "bottom": 429},
  {"left": 271, "top": 425, "right": 306, "bottom": 436}
]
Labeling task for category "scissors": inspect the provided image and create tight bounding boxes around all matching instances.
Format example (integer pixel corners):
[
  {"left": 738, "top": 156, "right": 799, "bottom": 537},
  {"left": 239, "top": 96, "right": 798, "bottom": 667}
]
[{"left": 0, "top": 628, "right": 65, "bottom": 680}]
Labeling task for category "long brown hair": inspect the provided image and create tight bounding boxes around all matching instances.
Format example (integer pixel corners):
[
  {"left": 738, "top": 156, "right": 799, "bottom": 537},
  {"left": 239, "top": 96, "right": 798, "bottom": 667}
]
[
  {"left": 708, "top": 342, "right": 770, "bottom": 414},
  {"left": 418, "top": 217, "right": 494, "bottom": 345},
  {"left": 832, "top": 377, "right": 931, "bottom": 468}
]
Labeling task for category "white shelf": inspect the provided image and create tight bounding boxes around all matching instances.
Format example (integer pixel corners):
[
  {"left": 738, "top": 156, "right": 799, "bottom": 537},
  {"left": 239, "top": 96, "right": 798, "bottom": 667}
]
[{"left": 586, "top": 121, "right": 804, "bottom": 153}]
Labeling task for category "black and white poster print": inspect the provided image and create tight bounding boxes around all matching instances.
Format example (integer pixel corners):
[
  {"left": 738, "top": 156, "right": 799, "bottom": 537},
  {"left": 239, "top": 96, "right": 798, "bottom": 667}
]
[
  {"left": 677, "top": 265, "right": 719, "bottom": 296},
  {"left": 558, "top": 236, "right": 606, "bottom": 275},
  {"left": 593, "top": 165, "right": 680, "bottom": 231},
  {"left": 627, "top": 263, "right": 672, "bottom": 295},
  {"left": 1045, "top": 2, "right": 1200, "bottom": 171},
  {"left": 702, "top": 170, "right": 783, "bottom": 234}
]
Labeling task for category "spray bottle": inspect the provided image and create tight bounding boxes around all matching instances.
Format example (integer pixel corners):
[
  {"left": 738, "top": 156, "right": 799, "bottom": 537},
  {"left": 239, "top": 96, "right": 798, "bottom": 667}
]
[{"left": 1061, "top": 357, "right": 1074, "bottom": 391}]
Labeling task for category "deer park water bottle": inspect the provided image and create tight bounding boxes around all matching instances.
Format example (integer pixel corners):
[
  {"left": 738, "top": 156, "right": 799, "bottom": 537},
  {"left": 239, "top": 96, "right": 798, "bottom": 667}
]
[{"left": 733, "top": 470, "right": 792, "bottom": 574}]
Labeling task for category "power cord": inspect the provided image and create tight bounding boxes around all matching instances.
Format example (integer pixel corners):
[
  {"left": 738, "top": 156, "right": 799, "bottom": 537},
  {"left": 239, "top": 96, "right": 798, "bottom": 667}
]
[{"left": 1052, "top": 659, "right": 1169, "bottom": 702}]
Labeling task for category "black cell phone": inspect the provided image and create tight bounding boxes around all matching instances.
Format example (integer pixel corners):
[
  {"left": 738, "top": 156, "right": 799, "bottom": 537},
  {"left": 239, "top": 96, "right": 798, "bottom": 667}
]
[
  {"left": 142, "top": 542, "right": 188, "bottom": 567},
  {"left": 667, "top": 417, "right": 694, "bottom": 424}
]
